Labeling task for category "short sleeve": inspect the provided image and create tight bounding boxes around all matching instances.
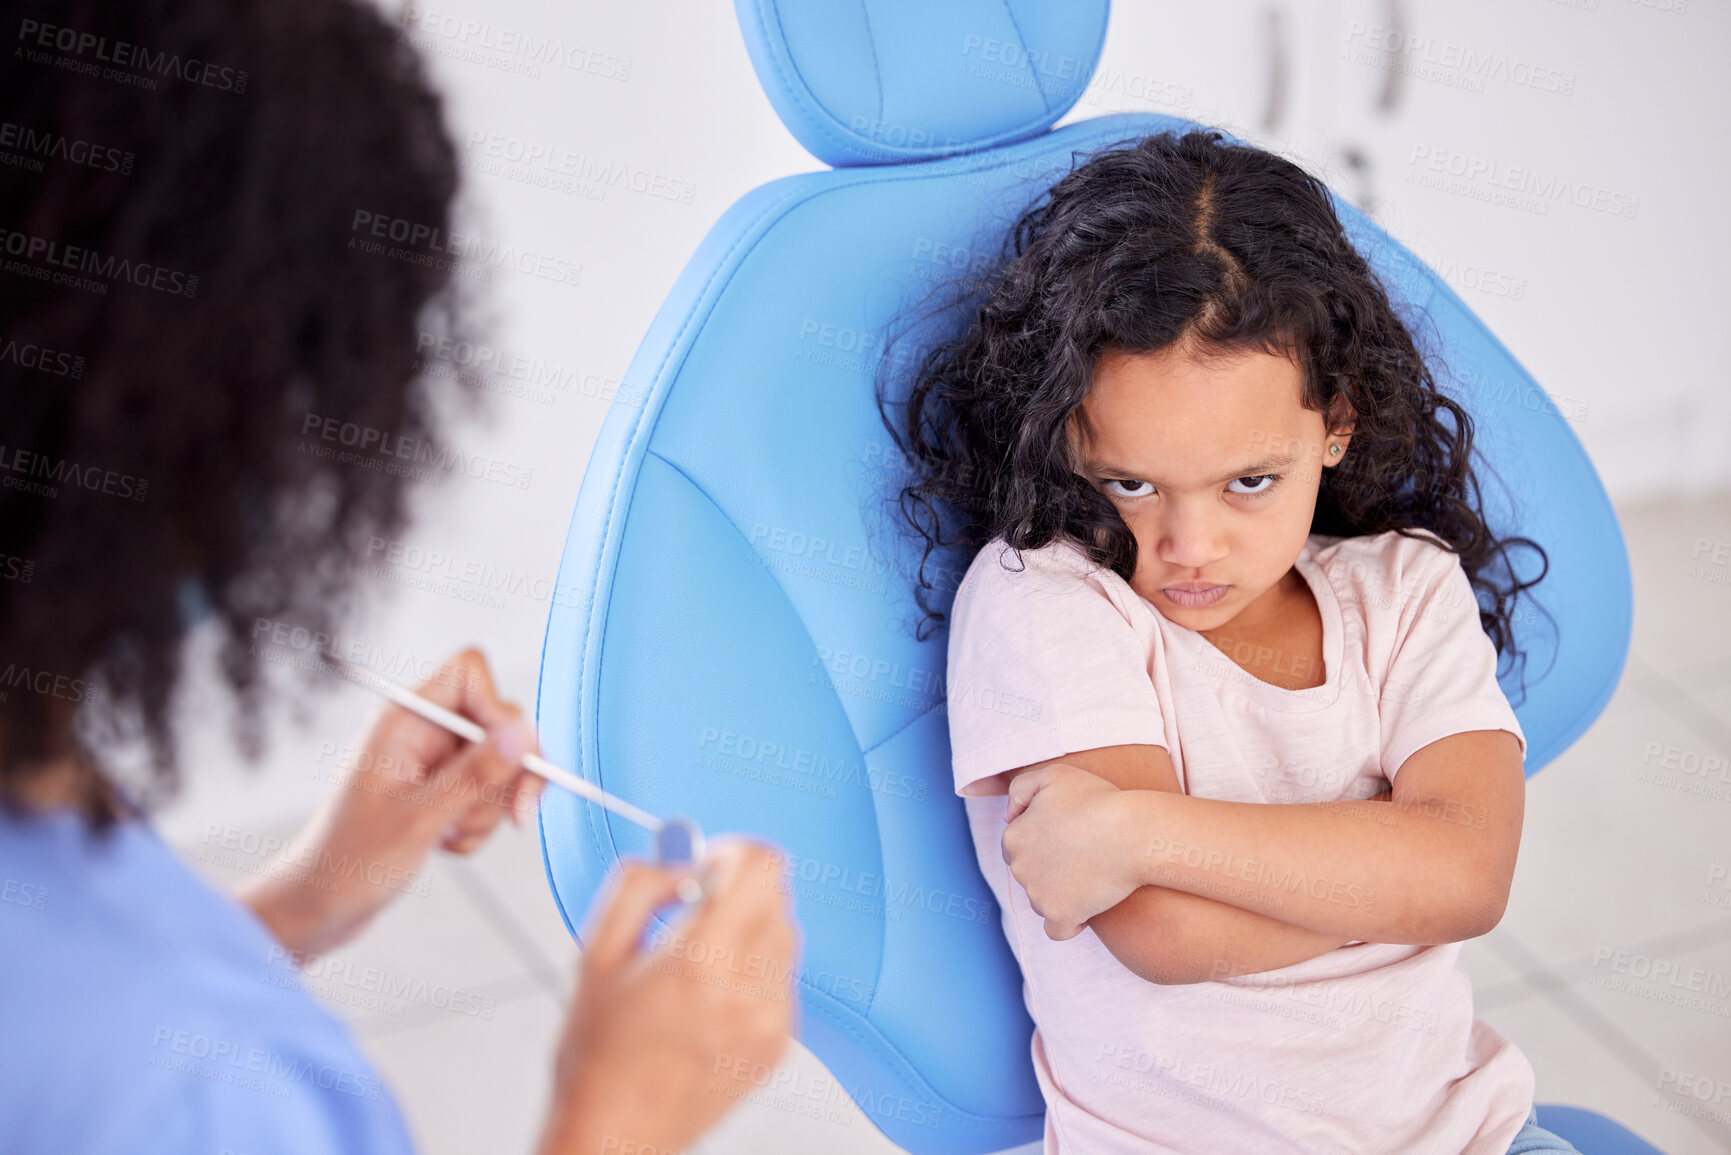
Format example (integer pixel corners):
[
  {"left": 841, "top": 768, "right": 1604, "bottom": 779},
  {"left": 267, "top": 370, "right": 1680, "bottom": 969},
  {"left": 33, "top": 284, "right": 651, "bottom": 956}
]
[
  {"left": 945, "top": 540, "right": 1166, "bottom": 796},
  {"left": 1378, "top": 541, "right": 1527, "bottom": 779},
  {"left": 0, "top": 813, "right": 417, "bottom": 1155}
]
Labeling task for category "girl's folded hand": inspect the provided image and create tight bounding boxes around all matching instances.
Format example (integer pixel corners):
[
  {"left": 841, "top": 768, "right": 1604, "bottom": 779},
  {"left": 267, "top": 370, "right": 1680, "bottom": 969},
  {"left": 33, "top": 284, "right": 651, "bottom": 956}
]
[{"left": 1002, "top": 764, "right": 1147, "bottom": 941}]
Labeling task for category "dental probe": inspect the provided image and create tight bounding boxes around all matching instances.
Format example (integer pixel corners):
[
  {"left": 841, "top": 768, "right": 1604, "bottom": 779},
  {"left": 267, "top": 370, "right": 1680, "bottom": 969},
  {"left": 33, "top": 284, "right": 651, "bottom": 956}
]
[{"left": 321, "top": 654, "right": 706, "bottom": 899}]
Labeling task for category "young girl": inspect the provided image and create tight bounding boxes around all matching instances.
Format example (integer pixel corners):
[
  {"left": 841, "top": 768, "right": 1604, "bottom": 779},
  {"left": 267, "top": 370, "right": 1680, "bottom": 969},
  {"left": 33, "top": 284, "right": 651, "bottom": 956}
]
[{"left": 884, "top": 130, "right": 1573, "bottom": 1154}]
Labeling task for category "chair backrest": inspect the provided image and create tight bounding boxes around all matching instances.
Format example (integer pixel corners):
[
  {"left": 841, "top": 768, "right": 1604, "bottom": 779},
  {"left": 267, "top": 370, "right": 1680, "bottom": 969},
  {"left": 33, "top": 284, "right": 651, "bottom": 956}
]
[{"left": 535, "top": 3, "right": 1632, "bottom": 1152}]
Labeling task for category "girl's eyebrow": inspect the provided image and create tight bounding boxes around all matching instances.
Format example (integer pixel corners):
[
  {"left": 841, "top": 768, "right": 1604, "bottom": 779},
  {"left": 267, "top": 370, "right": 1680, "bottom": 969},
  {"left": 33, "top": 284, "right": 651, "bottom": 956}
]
[{"left": 1082, "top": 451, "right": 1301, "bottom": 485}]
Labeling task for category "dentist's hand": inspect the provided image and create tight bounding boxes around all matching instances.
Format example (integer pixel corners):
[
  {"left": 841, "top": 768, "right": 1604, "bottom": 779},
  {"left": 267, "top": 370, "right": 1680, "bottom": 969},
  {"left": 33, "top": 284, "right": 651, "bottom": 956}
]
[
  {"left": 240, "top": 648, "right": 542, "bottom": 956},
  {"left": 1003, "top": 763, "right": 1147, "bottom": 941},
  {"left": 538, "top": 841, "right": 799, "bottom": 1155}
]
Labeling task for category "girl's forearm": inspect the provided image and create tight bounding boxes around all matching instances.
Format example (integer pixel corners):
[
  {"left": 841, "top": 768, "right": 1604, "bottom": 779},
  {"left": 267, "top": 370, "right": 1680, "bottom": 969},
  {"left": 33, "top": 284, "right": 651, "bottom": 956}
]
[
  {"left": 1121, "top": 789, "right": 1506, "bottom": 944},
  {"left": 1091, "top": 884, "right": 1353, "bottom": 985}
]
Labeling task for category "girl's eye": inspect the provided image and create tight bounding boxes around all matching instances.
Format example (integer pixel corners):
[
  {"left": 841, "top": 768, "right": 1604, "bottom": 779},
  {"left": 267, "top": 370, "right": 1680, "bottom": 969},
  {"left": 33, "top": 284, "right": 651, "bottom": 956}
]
[
  {"left": 1103, "top": 479, "right": 1155, "bottom": 498},
  {"left": 1227, "top": 473, "right": 1280, "bottom": 496}
]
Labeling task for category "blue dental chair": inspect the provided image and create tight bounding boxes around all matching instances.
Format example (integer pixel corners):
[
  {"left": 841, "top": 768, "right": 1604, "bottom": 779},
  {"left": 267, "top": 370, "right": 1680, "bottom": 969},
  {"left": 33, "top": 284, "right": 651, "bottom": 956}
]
[{"left": 534, "top": 2, "right": 1659, "bottom": 1152}]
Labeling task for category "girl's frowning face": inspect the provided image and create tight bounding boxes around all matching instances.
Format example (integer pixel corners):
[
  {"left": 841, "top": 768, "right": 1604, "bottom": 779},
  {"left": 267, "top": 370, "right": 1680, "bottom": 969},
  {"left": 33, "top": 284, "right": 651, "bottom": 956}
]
[{"left": 1074, "top": 342, "right": 1354, "bottom": 631}]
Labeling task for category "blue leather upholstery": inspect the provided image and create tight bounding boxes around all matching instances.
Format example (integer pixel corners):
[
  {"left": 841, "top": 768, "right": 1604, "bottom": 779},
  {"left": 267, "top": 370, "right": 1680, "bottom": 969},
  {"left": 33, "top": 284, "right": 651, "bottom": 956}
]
[
  {"left": 537, "top": 2, "right": 1648, "bottom": 1153},
  {"left": 735, "top": 0, "right": 1108, "bottom": 166}
]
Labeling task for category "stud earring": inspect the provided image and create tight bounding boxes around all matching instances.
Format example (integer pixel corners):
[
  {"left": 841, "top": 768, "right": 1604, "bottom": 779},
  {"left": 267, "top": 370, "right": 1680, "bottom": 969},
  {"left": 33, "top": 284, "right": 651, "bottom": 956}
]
[{"left": 1329, "top": 445, "right": 1342, "bottom": 457}]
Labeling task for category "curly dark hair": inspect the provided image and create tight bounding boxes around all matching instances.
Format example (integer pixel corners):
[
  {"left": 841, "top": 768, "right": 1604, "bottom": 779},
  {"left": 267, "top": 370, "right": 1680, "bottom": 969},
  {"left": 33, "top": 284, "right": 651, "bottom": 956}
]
[
  {"left": 880, "top": 129, "right": 1548, "bottom": 688},
  {"left": 0, "top": 0, "right": 476, "bottom": 823}
]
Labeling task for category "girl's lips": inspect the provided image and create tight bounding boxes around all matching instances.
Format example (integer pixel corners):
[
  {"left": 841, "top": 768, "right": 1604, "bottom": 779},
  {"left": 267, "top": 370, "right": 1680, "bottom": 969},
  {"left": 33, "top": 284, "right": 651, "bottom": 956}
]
[{"left": 1160, "top": 584, "right": 1229, "bottom": 609}]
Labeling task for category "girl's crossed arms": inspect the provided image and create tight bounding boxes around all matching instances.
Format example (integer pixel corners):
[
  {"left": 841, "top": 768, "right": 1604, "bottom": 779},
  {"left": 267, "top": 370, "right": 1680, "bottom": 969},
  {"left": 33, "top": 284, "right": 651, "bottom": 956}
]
[{"left": 998, "top": 730, "right": 1525, "bottom": 985}]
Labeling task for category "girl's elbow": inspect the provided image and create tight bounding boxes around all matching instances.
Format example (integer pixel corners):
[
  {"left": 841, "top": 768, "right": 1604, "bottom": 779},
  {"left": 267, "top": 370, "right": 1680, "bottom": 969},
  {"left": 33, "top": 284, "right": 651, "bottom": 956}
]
[
  {"left": 1093, "top": 909, "right": 1212, "bottom": 984},
  {"left": 1147, "top": 957, "right": 1217, "bottom": 985},
  {"left": 1115, "top": 941, "right": 1215, "bottom": 985},
  {"left": 1459, "top": 886, "right": 1511, "bottom": 940},
  {"left": 1434, "top": 871, "right": 1512, "bottom": 942}
]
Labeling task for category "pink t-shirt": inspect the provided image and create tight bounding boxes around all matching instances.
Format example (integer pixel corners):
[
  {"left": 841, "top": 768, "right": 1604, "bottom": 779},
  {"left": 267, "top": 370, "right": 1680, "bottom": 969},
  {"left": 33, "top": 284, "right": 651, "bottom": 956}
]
[{"left": 946, "top": 529, "right": 1535, "bottom": 1155}]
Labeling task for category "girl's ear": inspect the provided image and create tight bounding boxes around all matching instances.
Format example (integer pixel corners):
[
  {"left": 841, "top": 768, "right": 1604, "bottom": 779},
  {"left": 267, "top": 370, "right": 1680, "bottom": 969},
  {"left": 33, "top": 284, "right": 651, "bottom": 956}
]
[
  {"left": 1323, "top": 394, "right": 1357, "bottom": 467},
  {"left": 1325, "top": 393, "right": 1358, "bottom": 438}
]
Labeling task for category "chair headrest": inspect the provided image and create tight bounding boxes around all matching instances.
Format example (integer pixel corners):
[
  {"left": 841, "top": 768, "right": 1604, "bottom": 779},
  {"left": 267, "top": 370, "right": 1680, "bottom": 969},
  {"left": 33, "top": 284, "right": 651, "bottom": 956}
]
[{"left": 734, "top": 0, "right": 1110, "bottom": 167}]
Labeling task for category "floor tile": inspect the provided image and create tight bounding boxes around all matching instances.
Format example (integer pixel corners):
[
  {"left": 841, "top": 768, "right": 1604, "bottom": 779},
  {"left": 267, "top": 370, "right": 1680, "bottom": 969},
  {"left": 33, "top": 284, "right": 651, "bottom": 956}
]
[
  {"left": 362, "top": 988, "right": 566, "bottom": 1155},
  {"left": 689, "top": 1039, "right": 911, "bottom": 1155},
  {"left": 1464, "top": 928, "right": 1547, "bottom": 996},
  {"left": 1476, "top": 990, "right": 1720, "bottom": 1155},
  {"left": 1614, "top": 497, "right": 1731, "bottom": 684},
  {"left": 1567, "top": 933, "right": 1731, "bottom": 1152},
  {"left": 172, "top": 823, "right": 552, "bottom": 1037},
  {"left": 1501, "top": 694, "right": 1731, "bottom": 971},
  {"left": 297, "top": 853, "right": 549, "bottom": 1031},
  {"left": 1684, "top": 680, "right": 1731, "bottom": 744},
  {"left": 450, "top": 818, "right": 579, "bottom": 994}
]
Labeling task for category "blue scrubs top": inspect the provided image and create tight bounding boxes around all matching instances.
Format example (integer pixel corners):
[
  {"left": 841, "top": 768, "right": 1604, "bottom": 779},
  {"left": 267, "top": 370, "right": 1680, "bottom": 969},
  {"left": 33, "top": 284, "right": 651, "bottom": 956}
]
[{"left": 0, "top": 808, "right": 416, "bottom": 1155}]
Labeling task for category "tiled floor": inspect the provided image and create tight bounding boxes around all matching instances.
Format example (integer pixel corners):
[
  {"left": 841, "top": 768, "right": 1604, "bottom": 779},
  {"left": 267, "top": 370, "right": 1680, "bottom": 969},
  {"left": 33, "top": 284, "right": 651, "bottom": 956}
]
[{"left": 174, "top": 496, "right": 1731, "bottom": 1155}]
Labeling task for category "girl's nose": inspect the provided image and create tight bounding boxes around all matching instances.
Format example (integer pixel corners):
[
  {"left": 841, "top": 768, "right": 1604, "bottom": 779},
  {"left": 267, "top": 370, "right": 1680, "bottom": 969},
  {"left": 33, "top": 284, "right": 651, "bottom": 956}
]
[{"left": 1153, "top": 505, "right": 1229, "bottom": 571}]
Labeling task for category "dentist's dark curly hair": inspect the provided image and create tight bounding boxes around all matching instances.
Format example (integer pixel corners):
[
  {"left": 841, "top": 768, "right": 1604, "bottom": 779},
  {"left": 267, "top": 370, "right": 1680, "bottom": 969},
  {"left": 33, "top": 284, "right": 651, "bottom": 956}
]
[
  {"left": 0, "top": 0, "right": 477, "bottom": 824},
  {"left": 880, "top": 129, "right": 1549, "bottom": 687}
]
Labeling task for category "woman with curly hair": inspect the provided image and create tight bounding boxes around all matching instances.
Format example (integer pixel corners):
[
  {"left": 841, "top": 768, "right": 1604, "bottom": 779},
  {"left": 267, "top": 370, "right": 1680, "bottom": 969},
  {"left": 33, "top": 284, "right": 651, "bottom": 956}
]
[
  {"left": 0, "top": 2, "right": 792, "bottom": 1153},
  {"left": 884, "top": 131, "right": 1572, "bottom": 1153}
]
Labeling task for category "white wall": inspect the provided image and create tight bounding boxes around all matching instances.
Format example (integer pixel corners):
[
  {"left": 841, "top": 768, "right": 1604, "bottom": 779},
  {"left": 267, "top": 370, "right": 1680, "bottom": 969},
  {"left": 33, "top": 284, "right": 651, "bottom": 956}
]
[{"left": 1079, "top": 0, "right": 1728, "bottom": 504}]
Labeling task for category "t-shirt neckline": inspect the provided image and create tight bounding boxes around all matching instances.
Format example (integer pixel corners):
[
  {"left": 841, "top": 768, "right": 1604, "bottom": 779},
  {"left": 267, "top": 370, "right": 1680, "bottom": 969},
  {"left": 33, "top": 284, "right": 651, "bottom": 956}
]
[{"left": 1150, "top": 539, "right": 1346, "bottom": 714}]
